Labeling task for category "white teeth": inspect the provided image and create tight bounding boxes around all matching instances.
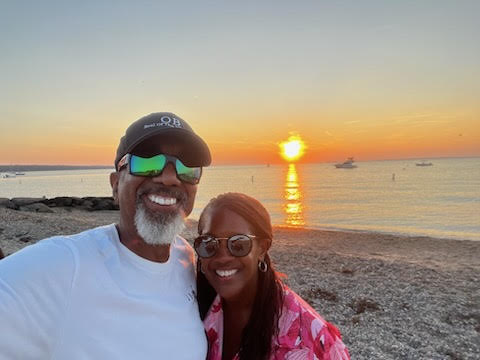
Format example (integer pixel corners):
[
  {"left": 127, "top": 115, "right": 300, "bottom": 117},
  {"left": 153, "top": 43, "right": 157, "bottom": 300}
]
[
  {"left": 148, "top": 194, "right": 177, "bottom": 205},
  {"left": 216, "top": 269, "right": 238, "bottom": 277}
]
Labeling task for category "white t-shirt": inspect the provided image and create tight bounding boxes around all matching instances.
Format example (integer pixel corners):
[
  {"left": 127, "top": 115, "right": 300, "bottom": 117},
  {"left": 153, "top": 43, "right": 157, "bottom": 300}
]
[{"left": 0, "top": 224, "right": 207, "bottom": 359}]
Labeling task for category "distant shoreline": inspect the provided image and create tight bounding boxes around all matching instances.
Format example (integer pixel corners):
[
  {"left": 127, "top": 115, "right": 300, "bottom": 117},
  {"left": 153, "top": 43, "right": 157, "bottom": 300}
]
[
  {"left": 0, "top": 165, "right": 113, "bottom": 172},
  {"left": 1, "top": 156, "right": 479, "bottom": 171}
]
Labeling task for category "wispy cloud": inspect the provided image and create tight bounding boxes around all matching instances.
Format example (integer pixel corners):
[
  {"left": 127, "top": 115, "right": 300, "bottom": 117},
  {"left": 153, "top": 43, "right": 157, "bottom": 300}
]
[{"left": 392, "top": 113, "right": 454, "bottom": 125}]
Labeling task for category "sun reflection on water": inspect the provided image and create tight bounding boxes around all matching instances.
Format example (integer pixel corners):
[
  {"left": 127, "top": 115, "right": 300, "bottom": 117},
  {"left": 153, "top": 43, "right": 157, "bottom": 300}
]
[{"left": 284, "top": 163, "right": 305, "bottom": 227}]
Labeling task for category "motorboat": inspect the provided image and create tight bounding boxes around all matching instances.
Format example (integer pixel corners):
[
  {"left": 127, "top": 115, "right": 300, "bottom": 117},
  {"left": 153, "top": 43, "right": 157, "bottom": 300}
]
[
  {"left": 416, "top": 161, "right": 433, "bottom": 167},
  {"left": 335, "top": 157, "right": 357, "bottom": 169},
  {"left": 1, "top": 172, "right": 17, "bottom": 178}
]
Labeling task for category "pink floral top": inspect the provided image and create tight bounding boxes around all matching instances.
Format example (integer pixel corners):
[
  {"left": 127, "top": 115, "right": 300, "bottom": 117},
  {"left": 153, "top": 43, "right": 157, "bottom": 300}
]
[{"left": 203, "top": 285, "right": 350, "bottom": 360}]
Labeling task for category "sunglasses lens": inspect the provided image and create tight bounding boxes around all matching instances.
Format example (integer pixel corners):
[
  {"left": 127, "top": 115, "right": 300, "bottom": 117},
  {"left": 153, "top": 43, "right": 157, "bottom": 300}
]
[
  {"left": 175, "top": 159, "right": 202, "bottom": 184},
  {"left": 130, "top": 154, "right": 166, "bottom": 176},
  {"left": 228, "top": 235, "right": 253, "bottom": 257},
  {"left": 194, "top": 235, "right": 218, "bottom": 258}
]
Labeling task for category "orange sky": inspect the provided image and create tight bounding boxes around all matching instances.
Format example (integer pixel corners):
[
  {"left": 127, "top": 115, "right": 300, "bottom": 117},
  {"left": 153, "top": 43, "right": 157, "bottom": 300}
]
[{"left": 1, "top": 2, "right": 479, "bottom": 166}]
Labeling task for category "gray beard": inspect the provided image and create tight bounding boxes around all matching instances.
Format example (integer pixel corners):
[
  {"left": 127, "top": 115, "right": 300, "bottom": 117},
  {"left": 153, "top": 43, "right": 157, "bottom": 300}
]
[{"left": 134, "top": 202, "right": 185, "bottom": 246}]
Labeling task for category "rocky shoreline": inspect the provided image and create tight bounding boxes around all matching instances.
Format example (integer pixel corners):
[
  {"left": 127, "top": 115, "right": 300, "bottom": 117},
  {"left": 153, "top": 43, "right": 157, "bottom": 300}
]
[
  {"left": 1, "top": 203, "right": 479, "bottom": 359},
  {"left": 0, "top": 196, "right": 118, "bottom": 213}
]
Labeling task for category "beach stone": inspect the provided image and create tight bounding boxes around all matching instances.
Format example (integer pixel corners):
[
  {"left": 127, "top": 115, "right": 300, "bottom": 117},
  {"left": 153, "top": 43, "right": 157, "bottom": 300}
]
[
  {"left": 81, "top": 200, "right": 94, "bottom": 210},
  {"left": 11, "top": 197, "right": 46, "bottom": 206},
  {"left": 0, "top": 198, "right": 18, "bottom": 209},
  {"left": 19, "top": 236, "right": 33, "bottom": 243},
  {"left": 90, "top": 198, "right": 117, "bottom": 211},
  {"left": 4, "top": 200, "right": 19, "bottom": 210},
  {"left": 20, "top": 203, "right": 55, "bottom": 213},
  {"left": 50, "top": 196, "right": 73, "bottom": 207},
  {"left": 71, "top": 197, "right": 84, "bottom": 206}
]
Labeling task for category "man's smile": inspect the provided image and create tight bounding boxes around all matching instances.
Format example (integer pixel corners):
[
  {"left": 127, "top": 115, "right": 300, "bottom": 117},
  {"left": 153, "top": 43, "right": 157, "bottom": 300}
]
[{"left": 147, "top": 194, "right": 177, "bottom": 206}]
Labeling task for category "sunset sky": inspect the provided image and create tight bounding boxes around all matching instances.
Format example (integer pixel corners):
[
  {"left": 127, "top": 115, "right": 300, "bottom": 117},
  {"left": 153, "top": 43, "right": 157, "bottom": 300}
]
[{"left": 1, "top": 1, "right": 479, "bottom": 166}]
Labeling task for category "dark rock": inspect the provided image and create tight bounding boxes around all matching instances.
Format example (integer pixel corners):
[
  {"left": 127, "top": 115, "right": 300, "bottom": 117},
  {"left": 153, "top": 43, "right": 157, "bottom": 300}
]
[
  {"left": 0, "top": 247, "right": 4, "bottom": 259},
  {"left": 42, "top": 197, "right": 73, "bottom": 207},
  {"left": 54, "top": 197, "right": 73, "bottom": 207},
  {"left": 5, "top": 201, "right": 19, "bottom": 210},
  {"left": 11, "top": 197, "right": 46, "bottom": 206},
  {"left": 81, "top": 200, "right": 94, "bottom": 210},
  {"left": 91, "top": 198, "right": 116, "bottom": 211},
  {"left": 350, "top": 298, "right": 381, "bottom": 314},
  {"left": 4, "top": 196, "right": 118, "bottom": 211},
  {"left": 340, "top": 267, "right": 355, "bottom": 275},
  {"left": 20, "top": 203, "right": 55, "bottom": 213},
  {"left": 302, "top": 287, "right": 338, "bottom": 302},
  {"left": 71, "top": 197, "right": 84, "bottom": 206},
  {"left": 19, "top": 236, "right": 33, "bottom": 243},
  {"left": 0, "top": 198, "right": 18, "bottom": 209}
]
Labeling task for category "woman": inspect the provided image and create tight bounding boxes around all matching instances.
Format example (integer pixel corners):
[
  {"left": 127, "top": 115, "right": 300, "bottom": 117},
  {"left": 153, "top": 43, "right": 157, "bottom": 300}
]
[{"left": 195, "top": 193, "right": 350, "bottom": 360}]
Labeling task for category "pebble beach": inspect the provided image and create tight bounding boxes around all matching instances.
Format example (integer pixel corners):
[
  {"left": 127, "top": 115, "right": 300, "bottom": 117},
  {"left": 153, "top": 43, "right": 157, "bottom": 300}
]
[{"left": 1, "top": 207, "right": 479, "bottom": 359}]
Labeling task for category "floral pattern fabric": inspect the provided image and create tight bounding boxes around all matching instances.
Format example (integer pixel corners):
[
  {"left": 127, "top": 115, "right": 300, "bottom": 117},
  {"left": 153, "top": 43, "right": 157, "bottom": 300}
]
[{"left": 203, "top": 285, "right": 350, "bottom": 359}]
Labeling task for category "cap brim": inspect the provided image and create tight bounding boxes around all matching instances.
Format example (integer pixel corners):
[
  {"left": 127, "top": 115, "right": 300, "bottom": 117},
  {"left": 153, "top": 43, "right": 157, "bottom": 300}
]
[{"left": 128, "top": 128, "right": 211, "bottom": 167}]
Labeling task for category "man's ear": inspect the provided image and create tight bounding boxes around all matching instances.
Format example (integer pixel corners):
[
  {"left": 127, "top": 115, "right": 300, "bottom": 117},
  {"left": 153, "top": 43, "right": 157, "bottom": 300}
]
[{"left": 110, "top": 172, "right": 119, "bottom": 204}]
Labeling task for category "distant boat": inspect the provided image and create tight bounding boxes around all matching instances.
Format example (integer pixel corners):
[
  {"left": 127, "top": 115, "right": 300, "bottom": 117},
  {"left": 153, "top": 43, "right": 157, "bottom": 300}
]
[
  {"left": 15, "top": 172, "right": 25, "bottom": 175},
  {"left": 335, "top": 157, "right": 357, "bottom": 169},
  {"left": 416, "top": 161, "right": 433, "bottom": 167}
]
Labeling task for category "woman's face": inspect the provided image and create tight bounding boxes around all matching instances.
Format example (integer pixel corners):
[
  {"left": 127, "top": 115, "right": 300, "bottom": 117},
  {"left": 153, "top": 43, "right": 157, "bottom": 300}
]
[{"left": 199, "top": 208, "right": 266, "bottom": 303}]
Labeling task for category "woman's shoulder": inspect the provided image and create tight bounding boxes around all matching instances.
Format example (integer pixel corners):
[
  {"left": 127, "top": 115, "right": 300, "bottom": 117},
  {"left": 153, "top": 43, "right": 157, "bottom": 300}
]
[
  {"left": 280, "top": 285, "right": 328, "bottom": 324},
  {"left": 275, "top": 285, "right": 350, "bottom": 359}
]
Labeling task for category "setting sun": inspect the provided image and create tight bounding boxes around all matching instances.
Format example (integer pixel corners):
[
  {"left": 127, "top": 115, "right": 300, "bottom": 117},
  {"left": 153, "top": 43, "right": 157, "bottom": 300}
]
[{"left": 279, "top": 135, "right": 306, "bottom": 162}]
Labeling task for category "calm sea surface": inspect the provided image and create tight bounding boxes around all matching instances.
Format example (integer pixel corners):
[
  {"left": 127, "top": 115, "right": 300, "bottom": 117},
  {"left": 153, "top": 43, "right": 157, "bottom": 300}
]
[{"left": 1, "top": 157, "right": 479, "bottom": 241}]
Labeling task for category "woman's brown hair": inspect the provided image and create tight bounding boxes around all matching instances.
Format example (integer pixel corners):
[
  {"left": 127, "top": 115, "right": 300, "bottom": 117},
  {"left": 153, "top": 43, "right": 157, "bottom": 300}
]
[{"left": 196, "top": 192, "right": 284, "bottom": 360}]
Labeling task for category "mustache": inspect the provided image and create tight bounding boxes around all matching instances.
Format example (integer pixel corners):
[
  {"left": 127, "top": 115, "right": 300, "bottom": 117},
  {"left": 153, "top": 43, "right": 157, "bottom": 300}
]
[{"left": 136, "top": 185, "right": 187, "bottom": 203}]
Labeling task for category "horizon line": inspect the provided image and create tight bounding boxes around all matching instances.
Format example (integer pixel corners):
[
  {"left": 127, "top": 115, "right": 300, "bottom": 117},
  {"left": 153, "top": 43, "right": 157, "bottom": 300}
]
[{"left": 1, "top": 155, "right": 479, "bottom": 169}]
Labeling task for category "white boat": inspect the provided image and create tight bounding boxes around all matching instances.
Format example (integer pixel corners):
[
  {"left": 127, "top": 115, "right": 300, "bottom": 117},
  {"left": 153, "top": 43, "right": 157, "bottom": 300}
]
[
  {"left": 1, "top": 172, "right": 17, "bottom": 178},
  {"left": 335, "top": 157, "right": 357, "bottom": 169},
  {"left": 15, "top": 172, "right": 25, "bottom": 175},
  {"left": 416, "top": 161, "right": 433, "bottom": 167}
]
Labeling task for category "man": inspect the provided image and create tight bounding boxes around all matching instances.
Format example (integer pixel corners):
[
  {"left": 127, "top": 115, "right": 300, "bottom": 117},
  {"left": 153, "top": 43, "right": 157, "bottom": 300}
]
[{"left": 0, "top": 112, "right": 211, "bottom": 359}]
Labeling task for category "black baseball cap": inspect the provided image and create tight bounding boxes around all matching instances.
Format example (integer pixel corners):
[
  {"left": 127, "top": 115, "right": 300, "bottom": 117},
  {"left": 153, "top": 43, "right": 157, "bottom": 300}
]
[{"left": 115, "top": 112, "right": 211, "bottom": 169}]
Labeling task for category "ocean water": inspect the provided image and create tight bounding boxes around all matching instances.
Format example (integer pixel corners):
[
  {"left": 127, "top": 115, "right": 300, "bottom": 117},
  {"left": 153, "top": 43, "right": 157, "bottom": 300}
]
[{"left": 1, "top": 157, "right": 479, "bottom": 241}]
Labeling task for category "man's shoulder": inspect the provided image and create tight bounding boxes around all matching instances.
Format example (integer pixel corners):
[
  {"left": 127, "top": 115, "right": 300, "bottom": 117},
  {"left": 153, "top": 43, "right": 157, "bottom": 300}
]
[
  {"left": 0, "top": 224, "right": 117, "bottom": 276},
  {"left": 64, "top": 223, "right": 117, "bottom": 245}
]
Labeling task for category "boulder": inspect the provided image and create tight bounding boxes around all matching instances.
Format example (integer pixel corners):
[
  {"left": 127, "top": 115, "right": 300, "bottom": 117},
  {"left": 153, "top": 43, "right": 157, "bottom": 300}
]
[
  {"left": 4, "top": 200, "right": 19, "bottom": 210},
  {"left": 81, "top": 200, "right": 94, "bottom": 210},
  {"left": 20, "top": 203, "right": 55, "bottom": 213},
  {"left": 42, "top": 196, "right": 74, "bottom": 207},
  {"left": 11, "top": 197, "right": 46, "bottom": 207},
  {"left": 90, "top": 197, "right": 117, "bottom": 211},
  {"left": 0, "top": 198, "right": 11, "bottom": 207},
  {"left": 71, "top": 197, "right": 84, "bottom": 206}
]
